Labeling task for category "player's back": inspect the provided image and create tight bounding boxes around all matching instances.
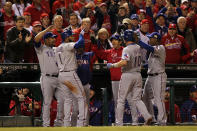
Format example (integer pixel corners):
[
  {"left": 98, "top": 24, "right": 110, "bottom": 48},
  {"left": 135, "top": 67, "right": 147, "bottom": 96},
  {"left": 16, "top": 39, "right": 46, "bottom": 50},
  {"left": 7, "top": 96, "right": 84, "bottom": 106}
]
[
  {"left": 54, "top": 42, "right": 78, "bottom": 72},
  {"left": 122, "top": 44, "right": 142, "bottom": 73}
]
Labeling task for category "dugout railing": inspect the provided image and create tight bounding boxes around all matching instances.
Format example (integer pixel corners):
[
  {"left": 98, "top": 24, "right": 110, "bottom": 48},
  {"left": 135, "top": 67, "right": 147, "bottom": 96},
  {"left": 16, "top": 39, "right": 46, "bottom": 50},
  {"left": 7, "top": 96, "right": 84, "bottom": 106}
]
[{"left": 0, "top": 64, "right": 197, "bottom": 126}]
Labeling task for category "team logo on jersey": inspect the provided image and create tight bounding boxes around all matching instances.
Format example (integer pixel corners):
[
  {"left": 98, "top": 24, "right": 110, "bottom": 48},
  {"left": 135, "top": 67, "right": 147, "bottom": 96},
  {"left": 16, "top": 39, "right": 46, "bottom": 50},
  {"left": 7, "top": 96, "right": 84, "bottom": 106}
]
[{"left": 123, "top": 53, "right": 129, "bottom": 59}]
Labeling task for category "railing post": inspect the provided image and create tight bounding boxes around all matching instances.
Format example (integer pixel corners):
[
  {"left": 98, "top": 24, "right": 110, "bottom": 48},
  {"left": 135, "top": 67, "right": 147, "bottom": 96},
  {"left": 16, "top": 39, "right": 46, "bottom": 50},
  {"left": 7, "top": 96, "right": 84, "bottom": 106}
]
[
  {"left": 102, "top": 88, "right": 108, "bottom": 126},
  {"left": 170, "top": 85, "right": 175, "bottom": 125}
]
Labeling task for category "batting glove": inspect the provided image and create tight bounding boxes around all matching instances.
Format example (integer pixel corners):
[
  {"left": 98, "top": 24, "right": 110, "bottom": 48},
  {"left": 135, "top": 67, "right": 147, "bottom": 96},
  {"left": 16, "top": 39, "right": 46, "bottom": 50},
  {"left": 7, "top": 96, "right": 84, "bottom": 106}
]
[{"left": 107, "top": 63, "right": 113, "bottom": 69}]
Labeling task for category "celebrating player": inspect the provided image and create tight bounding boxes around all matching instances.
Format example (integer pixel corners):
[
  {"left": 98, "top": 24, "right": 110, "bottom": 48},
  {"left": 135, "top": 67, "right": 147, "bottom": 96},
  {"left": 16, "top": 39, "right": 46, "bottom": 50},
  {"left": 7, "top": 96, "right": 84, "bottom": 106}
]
[
  {"left": 138, "top": 32, "right": 167, "bottom": 125},
  {"left": 34, "top": 25, "right": 59, "bottom": 127},
  {"left": 107, "top": 29, "right": 152, "bottom": 126},
  {"left": 53, "top": 28, "right": 88, "bottom": 127}
]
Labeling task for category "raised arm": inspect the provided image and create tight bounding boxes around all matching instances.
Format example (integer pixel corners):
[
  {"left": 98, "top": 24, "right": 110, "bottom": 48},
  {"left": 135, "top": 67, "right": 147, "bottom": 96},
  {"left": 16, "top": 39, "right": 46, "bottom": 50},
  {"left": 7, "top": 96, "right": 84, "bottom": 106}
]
[
  {"left": 138, "top": 41, "right": 154, "bottom": 53},
  {"left": 34, "top": 25, "right": 54, "bottom": 43}
]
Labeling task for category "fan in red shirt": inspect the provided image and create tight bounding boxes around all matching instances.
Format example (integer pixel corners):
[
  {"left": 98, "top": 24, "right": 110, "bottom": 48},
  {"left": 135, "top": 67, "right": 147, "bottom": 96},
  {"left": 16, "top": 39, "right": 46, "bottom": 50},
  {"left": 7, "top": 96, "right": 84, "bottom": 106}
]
[
  {"left": 73, "top": 0, "right": 87, "bottom": 15},
  {"left": 161, "top": 23, "right": 194, "bottom": 64},
  {"left": 73, "top": 17, "right": 95, "bottom": 52},
  {"left": 51, "top": 15, "right": 63, "bottom": 47},
  {"left": 0, "top": 2, "right": 15, "bottom": 42},
  {"left": 52, "top": 0, "right": 65, "bottom": 15},
  {"left": 25, "top": 0, "right": 48, "bottom": 24}
]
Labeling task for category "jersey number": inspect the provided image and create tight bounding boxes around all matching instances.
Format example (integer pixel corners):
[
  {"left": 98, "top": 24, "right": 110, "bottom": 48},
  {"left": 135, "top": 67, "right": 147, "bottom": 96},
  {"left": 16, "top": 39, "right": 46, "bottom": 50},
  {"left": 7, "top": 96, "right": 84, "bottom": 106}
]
[{"left": 134, "top": 56, "right": 141, "bottom": 67}]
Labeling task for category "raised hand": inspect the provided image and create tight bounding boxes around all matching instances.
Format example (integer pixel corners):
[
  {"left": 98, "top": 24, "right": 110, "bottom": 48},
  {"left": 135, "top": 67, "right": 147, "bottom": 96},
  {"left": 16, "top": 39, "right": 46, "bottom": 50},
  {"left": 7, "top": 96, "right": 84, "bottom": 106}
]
[
  {"left": 25, "top": 34, "right": 32, "bottom": 43},
  {"left": 18, "top": 32, "right": 23, "bottom": 42}
]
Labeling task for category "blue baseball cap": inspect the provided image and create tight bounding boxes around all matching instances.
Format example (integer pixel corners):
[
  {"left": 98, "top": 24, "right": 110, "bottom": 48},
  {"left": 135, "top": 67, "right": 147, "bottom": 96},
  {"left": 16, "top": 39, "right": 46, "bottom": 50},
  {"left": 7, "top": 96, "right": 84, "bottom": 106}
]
[
  {"left": 43, "top": 32, "right": 57, "bottom": 40},
  {"left": 190, "top": 85, "right": 197, "bottom": 93},
  {"left": 156, "top": 13, "right": 167, "bottom": 19},
  {"left": 147, "top": 32, "right": 161, "bottom": 40},
  {"left": 110, "top": 34, "right": 121, "bottom": 41},
  {"left": 124, "top": 29, "right": 135, "bottom": 42},
  {"left": 130, "top": 14, "right": 139, "bottom": 20},
  {"left": 61, "top": 29, "right": 74, "bottom": 41}
]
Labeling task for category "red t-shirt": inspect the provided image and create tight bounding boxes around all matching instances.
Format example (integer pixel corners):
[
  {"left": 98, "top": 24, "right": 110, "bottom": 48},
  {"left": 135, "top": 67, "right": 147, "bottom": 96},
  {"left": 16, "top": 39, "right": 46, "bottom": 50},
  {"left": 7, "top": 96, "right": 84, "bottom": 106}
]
[
  {"left": 52, "top": 28, "right": 63, "bottom": 47},
  {"left": 25, "top": 3, "right": 48, "bottom": 24},
  {"left": 95, "top": 47, "right": 123, "bottom": 81},
  {"left": 73, "top": 28, "right": 94, "bottom": 52}
]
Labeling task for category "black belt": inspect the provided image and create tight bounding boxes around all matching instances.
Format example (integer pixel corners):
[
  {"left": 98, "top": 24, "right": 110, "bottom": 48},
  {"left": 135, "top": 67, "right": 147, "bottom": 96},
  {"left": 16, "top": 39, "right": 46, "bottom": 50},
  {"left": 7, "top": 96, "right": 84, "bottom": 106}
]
[
  {"left": 46, "top": 74, "right": 58, "bottom": 77},
  {"left": 148, "top": 72, "right": 164, "bottom": 76}
]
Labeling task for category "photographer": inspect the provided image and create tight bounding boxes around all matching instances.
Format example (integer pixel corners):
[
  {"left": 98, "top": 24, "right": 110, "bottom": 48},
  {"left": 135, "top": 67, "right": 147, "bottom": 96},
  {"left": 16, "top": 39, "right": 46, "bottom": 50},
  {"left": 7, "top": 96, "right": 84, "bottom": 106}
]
[{"left": 9, "top": 88, "right": 41, "bottom": 117}]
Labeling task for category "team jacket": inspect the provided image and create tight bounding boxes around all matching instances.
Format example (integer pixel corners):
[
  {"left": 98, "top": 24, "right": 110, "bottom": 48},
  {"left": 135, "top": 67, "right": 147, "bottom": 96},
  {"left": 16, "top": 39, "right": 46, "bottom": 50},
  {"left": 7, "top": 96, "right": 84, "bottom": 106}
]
[
  {"left": 95, "top": 47, "right": 123, "bottom": 81},
  {"left": 165, "top": 101, "right": 181, "bottom": 122},
  {"left": 180, "top": 99, "right": 197, "bottom": 122},
  {"left": 161, "top": 33, "right": 192, "bottom": 64},
  {"left": 76, "top": 52, "right": 94, "bottom": 85}
]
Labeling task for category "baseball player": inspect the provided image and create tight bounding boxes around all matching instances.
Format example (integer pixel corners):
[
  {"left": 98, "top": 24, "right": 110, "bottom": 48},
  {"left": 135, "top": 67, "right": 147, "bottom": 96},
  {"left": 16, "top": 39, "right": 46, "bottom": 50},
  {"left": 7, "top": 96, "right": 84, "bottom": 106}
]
[
  {"left": 107, "top": 29, "right": 152, "bottom": 126},
  {"left": 137, "top": 32, "right": 167, "bottom": 125},
  {"left": 53, "top": 29, "right": 88, "bottom": 127},
  {"left": 94, "top": 33, "right": 138, "bottom": 125},
  {"left": 34, "top": 25, "right": 59, "bottom": 127}
]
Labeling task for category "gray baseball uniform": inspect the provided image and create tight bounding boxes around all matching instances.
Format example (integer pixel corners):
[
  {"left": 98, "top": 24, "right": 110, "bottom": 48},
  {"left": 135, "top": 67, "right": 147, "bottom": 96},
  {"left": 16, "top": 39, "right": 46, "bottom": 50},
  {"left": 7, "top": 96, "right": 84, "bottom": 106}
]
[
  {"left": 54, "top": 42, "right": 88, "bottom": 127},
  {"left": 142, "top": 45, "right": 167, "bottom": 125},
  {"left": 35, "top": 43, "right": 59, "bottom": 127},
  {"left": 116, "top": 44, "right": 151, "bottom": 126}
]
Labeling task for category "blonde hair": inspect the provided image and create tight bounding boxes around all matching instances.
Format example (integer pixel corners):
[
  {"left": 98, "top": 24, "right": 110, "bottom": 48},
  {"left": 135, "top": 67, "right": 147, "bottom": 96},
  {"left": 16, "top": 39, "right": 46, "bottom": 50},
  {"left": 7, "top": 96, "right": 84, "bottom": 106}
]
[
  {"left": 97, "top": 28, "right": 109, "bottom": 39},
  {"left": 81, "top": 17, "right": 91, "bottom": 24}
]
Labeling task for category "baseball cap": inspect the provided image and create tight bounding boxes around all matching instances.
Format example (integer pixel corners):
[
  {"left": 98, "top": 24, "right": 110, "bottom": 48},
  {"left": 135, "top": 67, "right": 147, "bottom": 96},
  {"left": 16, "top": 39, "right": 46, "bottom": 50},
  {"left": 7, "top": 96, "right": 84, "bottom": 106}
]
[
  {"left": 43, "top": 32, "right": 57, "bottom": 40},
  {"left": 169, "top": 23, "right": 177, "bottom": 29},
  {"left": 99, "top": 2, "right": 107, "bottom": 7},
  {"left": 181, "top": 0, "right": 189, "bottom": 3},
  {"left": 130, "top": 14, "right": 139, "bottom": 20},
  {"left": 140, "top": 19, "right": 149, "bottom": 25},
  {"left": 23, "top": 12, "right": 31, "bottom": 16},
  {"left": 40, "top": 13, "right": 49, "bottom": 20},
  {"left": 32, "top": 21, "right": 42, "bottom": 27},
  {"left": 110, "top": 34, "right": 121, "bottom": 41},
  {"left": 137, "top": 9, "right": 146, "bottom": 15},
  {"left": 61, "top": 29, "right": 74, "bottom": 41},
  {"left": 156, "top": 13, "right": 167, "bottom": 19},
  {"left": 190, "top": 85, "right": 197, "bottom": 93},
  {"left": 180, "top": 5, "right": 188, "bottom": 10},
  {"left": 122, "top": 18, "right": 131, "bottom": 25},
  {"left": 147, "top": 32, "right": 161, "bottom": 40}
]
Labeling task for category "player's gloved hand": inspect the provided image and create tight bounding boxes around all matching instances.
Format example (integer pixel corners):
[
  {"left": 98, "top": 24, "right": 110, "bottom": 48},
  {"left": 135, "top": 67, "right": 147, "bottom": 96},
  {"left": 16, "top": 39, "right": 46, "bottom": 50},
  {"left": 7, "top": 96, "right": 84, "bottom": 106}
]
[
  {"left": 107, "top": 63, "right": 113, "bottom": 69},
  {"left": 80, "top": 29, "right": 85, "bottom": 36}
]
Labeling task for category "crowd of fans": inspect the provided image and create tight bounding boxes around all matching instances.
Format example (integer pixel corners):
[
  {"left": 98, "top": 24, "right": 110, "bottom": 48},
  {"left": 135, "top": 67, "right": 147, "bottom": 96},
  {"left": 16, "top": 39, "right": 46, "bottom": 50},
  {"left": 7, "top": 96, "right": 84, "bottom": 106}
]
[
  {"left": 0, "top": 0, "right": 197, "bottom": 126},
  {"left": 0, "top": 0, "right": 196, "bottom": 64}
]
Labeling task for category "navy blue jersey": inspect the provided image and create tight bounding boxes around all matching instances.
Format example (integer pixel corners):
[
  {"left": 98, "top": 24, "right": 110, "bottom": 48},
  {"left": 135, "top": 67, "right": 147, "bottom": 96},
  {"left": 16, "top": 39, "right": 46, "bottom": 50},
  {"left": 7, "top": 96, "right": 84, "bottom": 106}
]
[
  {"left": 76, "top": 52, "right": 94, "bottom": 85},
  {"left": 180, "top": 99, "right": 197, "bottom": 122}
]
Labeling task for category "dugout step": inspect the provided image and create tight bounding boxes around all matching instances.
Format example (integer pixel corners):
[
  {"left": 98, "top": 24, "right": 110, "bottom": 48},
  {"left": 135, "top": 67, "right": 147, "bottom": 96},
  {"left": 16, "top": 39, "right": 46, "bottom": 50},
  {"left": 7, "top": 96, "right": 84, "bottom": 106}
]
[{"left": 0, "top": 116, "right": 32, "bottom": 127}]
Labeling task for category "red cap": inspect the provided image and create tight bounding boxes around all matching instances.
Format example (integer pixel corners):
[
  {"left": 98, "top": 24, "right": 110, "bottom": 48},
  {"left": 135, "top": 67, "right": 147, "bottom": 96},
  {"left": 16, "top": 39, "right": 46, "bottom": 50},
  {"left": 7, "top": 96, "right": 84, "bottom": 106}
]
[
  {"left": 169, "top": 23, "right": 177, "bottom": 29},
  {"left": 180, "top": 5, "right": 188, "bottom": 10},
  {"left": 140, "top": 19, "right": 149, "bottom": 25},
  {"left": 99, "top": 2, "right": 107, "bottom": 7},
  {"left": 32, "top": 21, "right": 42, "bottom": 27},
  {"left": 23, "top": 12, "right": 31, "bottom": 16},
  {"left": 40, "top": 13, "right": 49, "bottom": 20},
  {"left": 137, "top": 9, "right": 146, "bottom": 15}
]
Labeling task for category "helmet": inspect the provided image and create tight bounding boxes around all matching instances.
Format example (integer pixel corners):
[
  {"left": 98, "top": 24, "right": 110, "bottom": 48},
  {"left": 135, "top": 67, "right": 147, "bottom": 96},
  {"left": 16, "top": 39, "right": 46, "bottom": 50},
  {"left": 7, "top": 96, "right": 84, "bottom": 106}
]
[
  {"left": 110, "top": 33, "right": 121, "bottom": 41},
  {"left": 61, "top": 28, "right": 73, "bottom": 42},
  {"left": 123, "top": 29, "right": 135, "bottom": 42}
]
